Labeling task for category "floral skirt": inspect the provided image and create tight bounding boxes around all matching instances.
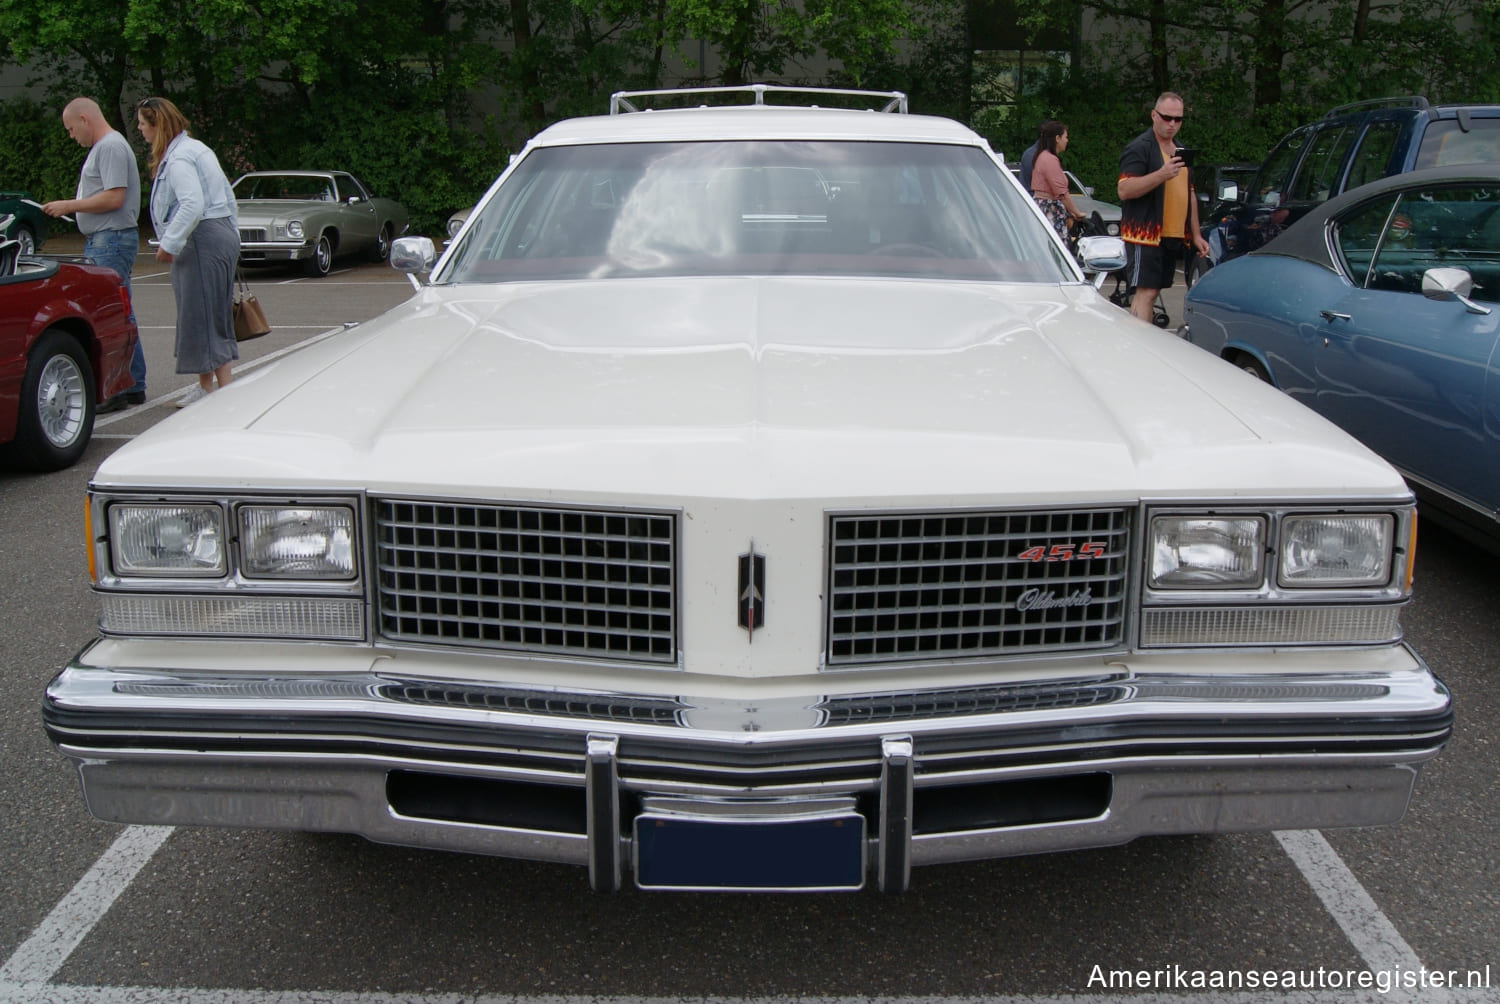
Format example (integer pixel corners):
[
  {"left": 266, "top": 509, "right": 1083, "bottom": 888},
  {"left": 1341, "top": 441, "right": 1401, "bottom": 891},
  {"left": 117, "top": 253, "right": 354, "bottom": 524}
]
[{"left": 1034, "top": 196, "right": 1070, "bottom": 242}]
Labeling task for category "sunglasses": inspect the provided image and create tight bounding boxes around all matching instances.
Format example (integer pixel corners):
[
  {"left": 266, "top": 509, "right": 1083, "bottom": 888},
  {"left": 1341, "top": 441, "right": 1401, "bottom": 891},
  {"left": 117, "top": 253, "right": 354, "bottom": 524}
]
[{"left": 1154, "top": 110, "right": 1185, "bottom": 123}]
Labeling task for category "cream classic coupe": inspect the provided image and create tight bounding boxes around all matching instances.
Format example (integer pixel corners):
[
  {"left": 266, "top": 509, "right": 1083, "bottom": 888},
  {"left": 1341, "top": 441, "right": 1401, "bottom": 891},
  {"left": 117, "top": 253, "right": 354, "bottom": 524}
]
[{"left": 45, "top": 86, "right": 1450, "bottom": 892}]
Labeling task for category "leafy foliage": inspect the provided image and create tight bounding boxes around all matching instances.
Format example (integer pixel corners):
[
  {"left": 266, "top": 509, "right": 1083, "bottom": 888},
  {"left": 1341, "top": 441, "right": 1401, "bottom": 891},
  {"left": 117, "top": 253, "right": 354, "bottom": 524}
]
[{"left": 1, "top": 0, "right": 1496, "bottom": 234}]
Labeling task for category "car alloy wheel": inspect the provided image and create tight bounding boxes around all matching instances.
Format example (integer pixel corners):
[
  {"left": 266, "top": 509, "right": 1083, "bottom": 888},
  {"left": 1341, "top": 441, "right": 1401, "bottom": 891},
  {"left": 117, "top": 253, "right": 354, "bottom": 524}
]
[{"left": 12, "top": 329, "right": 95, "bottom": 470}]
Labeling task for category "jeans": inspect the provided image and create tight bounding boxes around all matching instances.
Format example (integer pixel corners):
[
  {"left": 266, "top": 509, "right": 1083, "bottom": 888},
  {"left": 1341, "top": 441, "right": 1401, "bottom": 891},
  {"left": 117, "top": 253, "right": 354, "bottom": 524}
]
[{"left": 85, "top": 227, "right": 145, "bottom": 394}]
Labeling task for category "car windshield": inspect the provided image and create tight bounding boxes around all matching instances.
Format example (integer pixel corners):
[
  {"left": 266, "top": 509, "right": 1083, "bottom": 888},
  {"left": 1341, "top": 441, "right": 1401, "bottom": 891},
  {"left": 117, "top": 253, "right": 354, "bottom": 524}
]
[
  {"left": 439, "top": 140, "right": 1073, "bottom": 283},
  {"left": 234, "top": 175, "right": 335, "bottom": 201}
]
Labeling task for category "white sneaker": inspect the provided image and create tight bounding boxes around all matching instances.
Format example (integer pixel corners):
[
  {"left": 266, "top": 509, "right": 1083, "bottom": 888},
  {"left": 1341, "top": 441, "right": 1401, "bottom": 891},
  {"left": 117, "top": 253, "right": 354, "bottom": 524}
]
[{"left": 175, "top": 385, "right": 209, "bottom": 408}]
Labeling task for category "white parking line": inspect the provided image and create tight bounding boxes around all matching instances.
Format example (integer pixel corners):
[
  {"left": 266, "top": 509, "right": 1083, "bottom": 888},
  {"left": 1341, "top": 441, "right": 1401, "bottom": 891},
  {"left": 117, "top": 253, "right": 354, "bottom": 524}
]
[
  {"left": 1275, "top": 829, "right": 1425, "bottom": 972},
  {"left": 94, "top": 325, "right": 347, "bottom": 429},
  {"left": 6, "top": 824, "right": 1491, "bottom": 1004},
  {"left": 0, "top": 826, "right": 172, "bottom": 986}
]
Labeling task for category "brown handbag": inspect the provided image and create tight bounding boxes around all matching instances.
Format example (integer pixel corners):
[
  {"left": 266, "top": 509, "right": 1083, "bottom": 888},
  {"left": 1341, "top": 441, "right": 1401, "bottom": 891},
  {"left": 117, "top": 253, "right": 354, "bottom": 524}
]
[{"left": 233, "top": 270, "right": 271, "bottom": 341}]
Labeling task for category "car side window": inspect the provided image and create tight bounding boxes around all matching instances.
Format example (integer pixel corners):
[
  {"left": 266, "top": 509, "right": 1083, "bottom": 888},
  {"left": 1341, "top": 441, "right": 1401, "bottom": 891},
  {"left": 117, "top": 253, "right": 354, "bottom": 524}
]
[
  {"left": 1343, "top": 120, "right": 1403, "bottom": 192},
  {"left": 1355, "top": 186, "right": 1500, "bottom": 300},
  {"left": 1286, "top": 124, "right": 1356, "bottom": 204},
  {"left": 1334, "top": 195, "right": 1397, "bottom": 288},
  {"left": 1252, "top": 127, "right": 1310, "bottom": 208}
]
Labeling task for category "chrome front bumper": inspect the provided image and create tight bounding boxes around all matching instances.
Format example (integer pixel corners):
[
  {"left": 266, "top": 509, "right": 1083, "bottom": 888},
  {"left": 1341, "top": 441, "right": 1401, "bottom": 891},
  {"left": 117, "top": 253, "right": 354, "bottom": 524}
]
[
  {"left": 238, "top": 240, "right": 311, "bottom": 261},
  {"left": 44, "top": 643, "right": 1451, "bottom": 892}
]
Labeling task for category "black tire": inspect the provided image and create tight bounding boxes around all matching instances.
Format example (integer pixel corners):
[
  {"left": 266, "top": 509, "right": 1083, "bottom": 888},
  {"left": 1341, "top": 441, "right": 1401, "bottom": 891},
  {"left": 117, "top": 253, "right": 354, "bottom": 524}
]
[
  {"left": 14, "top": 223, "right": 37, "bottom": 255},
  {"left": 1233, "top": 352, "right": 1272, "bottom": 383},
  {"left": 10, "top": 328, "right": 96, "bottom": 471},
  {"left": 303, "top": 232, "right": 334, "bottom": 277},
  {"left": 368, "top": 224, "right": 393, "bottom": 263}
]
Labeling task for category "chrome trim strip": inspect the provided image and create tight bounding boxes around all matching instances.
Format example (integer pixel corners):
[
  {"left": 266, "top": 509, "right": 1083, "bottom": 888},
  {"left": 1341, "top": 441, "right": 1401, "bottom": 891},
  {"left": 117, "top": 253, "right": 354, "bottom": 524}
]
[{"left": 237, "top": 241, "right": 310, "bottom": 251}]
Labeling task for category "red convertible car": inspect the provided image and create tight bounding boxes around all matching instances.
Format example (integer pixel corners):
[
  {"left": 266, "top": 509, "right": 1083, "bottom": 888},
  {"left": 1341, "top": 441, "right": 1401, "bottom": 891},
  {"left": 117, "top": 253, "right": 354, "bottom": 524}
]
[{"left": 0, "top": 233, "right": 138, "bottom": 471}]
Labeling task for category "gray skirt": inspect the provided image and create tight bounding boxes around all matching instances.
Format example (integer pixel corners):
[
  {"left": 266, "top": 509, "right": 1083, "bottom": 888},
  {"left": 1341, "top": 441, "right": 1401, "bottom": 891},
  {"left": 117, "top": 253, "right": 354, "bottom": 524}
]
[{"left": 171, "top": 215, "right": 240, "bottom": 374}]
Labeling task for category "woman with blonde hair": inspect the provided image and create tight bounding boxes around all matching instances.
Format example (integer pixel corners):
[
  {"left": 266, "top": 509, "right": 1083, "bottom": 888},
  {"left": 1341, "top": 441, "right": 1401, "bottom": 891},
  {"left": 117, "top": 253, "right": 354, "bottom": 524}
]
[{"left": 137, "top": 96, "right": 239, "bottom": 406}]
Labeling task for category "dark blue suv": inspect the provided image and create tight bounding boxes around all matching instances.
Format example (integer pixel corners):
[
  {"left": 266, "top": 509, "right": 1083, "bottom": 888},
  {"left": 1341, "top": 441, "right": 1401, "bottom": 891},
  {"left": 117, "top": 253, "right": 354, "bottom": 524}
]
[{"left": 1199, "top": 96, "right": 1500, "bottom": 275}]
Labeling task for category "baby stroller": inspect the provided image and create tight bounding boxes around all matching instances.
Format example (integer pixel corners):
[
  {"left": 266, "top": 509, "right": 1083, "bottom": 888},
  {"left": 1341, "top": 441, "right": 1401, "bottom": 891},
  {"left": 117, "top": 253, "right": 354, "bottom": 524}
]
[{"left": 1071, "top": 212, "right": 1169, "bottom": 328}]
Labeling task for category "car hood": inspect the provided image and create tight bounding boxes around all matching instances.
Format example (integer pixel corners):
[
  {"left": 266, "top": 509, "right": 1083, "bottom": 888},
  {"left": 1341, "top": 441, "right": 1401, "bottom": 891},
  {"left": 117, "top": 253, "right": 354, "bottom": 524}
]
[
  {"left": 236, "top": 200, "right": 328, "bottom": 223},
  {"left": 97, "top": 277, "right": 1405, "bottom": 502}
]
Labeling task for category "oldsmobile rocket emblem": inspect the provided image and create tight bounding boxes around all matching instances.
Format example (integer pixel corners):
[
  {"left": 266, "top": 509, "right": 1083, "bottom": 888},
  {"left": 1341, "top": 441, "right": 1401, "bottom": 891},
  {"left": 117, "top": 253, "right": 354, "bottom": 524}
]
[{"left": 738, "top": 543, "right": 766, "bottom": 640}]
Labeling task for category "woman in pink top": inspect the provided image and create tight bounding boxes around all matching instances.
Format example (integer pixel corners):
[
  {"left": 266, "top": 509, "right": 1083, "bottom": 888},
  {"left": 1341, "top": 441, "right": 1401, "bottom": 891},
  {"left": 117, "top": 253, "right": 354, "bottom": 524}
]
[{"left": 1030, "top": 121, "right": 1085, "bottom": 242}]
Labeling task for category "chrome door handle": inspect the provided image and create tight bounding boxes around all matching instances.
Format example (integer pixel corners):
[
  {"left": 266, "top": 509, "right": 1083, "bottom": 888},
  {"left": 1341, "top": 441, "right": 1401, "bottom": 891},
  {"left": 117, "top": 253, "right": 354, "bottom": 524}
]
[{"left": 1320, "top": 310, "right": 1352, "bottom": 322}]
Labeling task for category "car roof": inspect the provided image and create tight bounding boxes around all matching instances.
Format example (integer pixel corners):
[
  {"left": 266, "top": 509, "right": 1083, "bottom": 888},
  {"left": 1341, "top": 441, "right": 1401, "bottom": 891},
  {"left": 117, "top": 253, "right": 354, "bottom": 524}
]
[
  {"left": 1252, "top": 163, "right": 1500, "bottom": 266},
  {"left": 529, "top": 105, "right": 993, "bottom": 149}
]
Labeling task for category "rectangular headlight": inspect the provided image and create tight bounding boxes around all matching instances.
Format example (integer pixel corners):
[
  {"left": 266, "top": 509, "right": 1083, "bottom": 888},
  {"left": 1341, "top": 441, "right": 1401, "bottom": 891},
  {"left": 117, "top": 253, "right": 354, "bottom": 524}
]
[
  {"left": 239, "top": 506, "right": 356, "bottom": 579},
  {"left": 1150, "top": 516, "right": 1265, "bottom": 588},
  {"left": 108, "top": 504, "right": 225, "bottom": 577},
  {"left": 1280, "top": 514, "right": 1393, "bottom": 587}
]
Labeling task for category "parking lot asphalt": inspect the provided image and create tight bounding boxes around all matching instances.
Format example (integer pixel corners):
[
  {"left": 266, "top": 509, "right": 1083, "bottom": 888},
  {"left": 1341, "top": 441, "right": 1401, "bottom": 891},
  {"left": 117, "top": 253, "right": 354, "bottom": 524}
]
[{"left": 1, "top": 240, "right": 1494, "bottom": 1004}]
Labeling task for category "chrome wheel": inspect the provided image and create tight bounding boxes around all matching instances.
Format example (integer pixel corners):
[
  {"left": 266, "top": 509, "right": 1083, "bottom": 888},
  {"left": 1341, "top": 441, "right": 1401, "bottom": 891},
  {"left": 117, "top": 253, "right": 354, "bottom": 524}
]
[
  {"left": 37, "top": 352, "right": 89, "bottom": 448},
  {"left": 15, "top": 225, "right": 36, "bottom": 255},
  {"left": 304, "top": 233, "right": 333, "bottom": 277},
  {"left": 370, "top": 225, "right": 392, "bottom": 262}
]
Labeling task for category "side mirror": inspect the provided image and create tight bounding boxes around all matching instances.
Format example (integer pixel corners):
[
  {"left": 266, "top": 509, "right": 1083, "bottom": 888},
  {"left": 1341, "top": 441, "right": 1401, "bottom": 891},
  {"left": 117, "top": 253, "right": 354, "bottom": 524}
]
[
  {"left": 1077, "top": 235, "right": 1126, "bottom": 289},
  {"left": 1217, "top": 181, "right": 1239, "bottom": 203},
  {"left": 1082, "top": 185, "right": 1094, "bottom": 198},
  {"left": 1423, "top": 266, "right": 1491, "bottom": 315},
  {"left": 391, "top": 236, "right": 436, "bottom": 289}
]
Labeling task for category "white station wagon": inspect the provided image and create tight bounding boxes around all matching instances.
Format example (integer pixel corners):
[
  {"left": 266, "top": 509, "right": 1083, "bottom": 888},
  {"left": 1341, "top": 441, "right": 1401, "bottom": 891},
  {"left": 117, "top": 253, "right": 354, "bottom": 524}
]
[{"left": 46, "top": 86, "right": 1450, "bottom": 892}]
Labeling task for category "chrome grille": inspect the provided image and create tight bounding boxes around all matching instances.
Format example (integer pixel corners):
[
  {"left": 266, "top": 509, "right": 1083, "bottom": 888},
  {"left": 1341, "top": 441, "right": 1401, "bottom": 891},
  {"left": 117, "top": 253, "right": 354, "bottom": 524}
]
[
  {"left": 239, "top": 228, "right": 267, "bottom": 242},
  {"left": 375, "top": 500, "right": 676, "bottom": 662},
  {"left": 827, "top": 508, "right": 1130, "bottom": 665}
]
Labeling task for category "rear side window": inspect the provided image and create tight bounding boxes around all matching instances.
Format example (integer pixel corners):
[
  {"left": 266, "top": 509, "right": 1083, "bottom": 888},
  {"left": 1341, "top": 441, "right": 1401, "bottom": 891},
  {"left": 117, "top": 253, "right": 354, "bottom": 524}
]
[
  {"left": 1342, "top": 120, "right": 1403, "bottom": 192},
  {"left": 1415, "top": 118, "right": 1500, "bottom": 168},
  {"left": 1286, "top": 124, "right": 1357, "bottom": 203},
  {"left": 1334, "top": 196, "right": 1398, "bottom": 287}
]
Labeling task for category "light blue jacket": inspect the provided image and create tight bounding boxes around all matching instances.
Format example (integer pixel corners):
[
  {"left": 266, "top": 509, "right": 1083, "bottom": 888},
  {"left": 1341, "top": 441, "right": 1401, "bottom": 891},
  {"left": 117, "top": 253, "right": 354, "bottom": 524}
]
[{"left": 150, "top": 133, "right": 238, "bottom": 256}]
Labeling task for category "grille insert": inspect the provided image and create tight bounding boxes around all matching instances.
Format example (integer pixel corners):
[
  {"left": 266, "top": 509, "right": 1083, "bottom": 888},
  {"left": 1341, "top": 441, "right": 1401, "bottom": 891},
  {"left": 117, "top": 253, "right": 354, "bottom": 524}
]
[
  {"left": 820, "top": 676, "right": 1127, "bottom": 724},
  {"left": 382, "top": 682, "right": 683, "bottom": 723},
  {"left": 239, "top": 228, "right": 268, "bottom": 242},
  {"left": 375, "top": 500, "right": 676, "bottom": 662},
  {"left": 827, "top": 509, "right": 1130, "bottom": 664}
]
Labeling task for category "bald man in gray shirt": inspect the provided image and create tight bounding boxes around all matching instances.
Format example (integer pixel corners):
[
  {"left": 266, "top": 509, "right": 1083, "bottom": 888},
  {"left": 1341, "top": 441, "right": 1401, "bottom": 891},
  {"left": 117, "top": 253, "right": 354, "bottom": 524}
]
[{"left": 44, "top": 97, "right": 146, "bottom": 410}]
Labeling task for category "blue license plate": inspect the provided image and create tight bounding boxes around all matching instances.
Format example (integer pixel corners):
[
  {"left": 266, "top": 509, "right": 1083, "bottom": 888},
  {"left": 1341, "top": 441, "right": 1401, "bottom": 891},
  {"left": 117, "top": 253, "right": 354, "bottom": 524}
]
[{"left": 634, "top": 808, "right": 866, "bottom": 891}]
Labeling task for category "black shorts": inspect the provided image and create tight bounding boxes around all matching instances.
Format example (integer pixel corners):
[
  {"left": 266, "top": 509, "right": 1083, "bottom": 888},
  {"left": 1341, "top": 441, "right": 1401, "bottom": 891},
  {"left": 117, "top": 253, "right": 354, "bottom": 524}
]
[{"left": 1124, "top": 237, "right": 1184, "bottom": 292}]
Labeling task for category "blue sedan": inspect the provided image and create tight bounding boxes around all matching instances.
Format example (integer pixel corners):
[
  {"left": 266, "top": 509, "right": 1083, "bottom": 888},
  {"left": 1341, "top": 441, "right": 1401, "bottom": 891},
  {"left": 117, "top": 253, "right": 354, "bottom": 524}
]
[{"left": 1182, "top": 165, "right": 1500, "bottom": 539}]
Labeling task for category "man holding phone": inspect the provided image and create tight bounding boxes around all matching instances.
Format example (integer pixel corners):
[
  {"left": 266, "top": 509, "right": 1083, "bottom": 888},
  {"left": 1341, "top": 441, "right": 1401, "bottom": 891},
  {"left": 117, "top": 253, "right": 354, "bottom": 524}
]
[{"left": 1116, "top": 92, "right": 1212, "bottom": 323}]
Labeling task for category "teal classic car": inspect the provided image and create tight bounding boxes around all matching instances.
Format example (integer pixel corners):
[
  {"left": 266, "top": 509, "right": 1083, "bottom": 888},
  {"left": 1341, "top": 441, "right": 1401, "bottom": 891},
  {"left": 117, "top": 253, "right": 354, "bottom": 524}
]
[
  {"left": 0, "top": 191, "right": 49, "bottom": 253},
  {"left": 233, "top": 171, "right": 407, "bottom": 277}
]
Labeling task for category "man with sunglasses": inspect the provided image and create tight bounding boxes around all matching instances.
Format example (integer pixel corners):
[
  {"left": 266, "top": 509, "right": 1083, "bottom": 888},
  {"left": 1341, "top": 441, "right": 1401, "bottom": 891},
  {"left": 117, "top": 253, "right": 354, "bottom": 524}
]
[{"left": 1116, "top": 93, "right": 1211, "bottom": 323}]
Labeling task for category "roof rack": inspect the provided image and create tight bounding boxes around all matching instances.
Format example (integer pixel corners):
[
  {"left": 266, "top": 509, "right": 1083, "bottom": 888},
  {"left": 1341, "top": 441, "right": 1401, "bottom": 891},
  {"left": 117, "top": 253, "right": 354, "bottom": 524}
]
[
  {"left": 610, "top": 83, "right": 908, "bottom": 115},
  {"left": 1323, "top": 96, "right": 1430, "bottom": 118}
]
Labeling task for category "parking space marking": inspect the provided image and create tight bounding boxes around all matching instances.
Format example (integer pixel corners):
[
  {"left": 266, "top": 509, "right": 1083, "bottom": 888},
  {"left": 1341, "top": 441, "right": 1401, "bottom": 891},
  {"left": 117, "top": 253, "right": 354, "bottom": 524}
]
[
  {"left": 0, "top": 825, "right": 172, "bottom": 986},
  {"left": 95, "top": 326, "right": 346, "bottom": 429},
  {"left": 3, "top": 823, "right": 1495, "bottom": 1002},
  {"left": 1276, "top": 829, "right": 1424, "bottom": 972}
]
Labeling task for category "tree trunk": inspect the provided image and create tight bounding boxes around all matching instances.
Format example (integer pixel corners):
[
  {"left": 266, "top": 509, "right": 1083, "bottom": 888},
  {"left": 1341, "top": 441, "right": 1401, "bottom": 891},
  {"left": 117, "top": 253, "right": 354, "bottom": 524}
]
[
  {"left": 1252, "top": 0, "right": 1286, "bottom": 111},
  {"left": 1148, "top": 0, "right": 1168, "bottom": 95},
  {"left": 510, "top": 0, "right": 547, "bottom": 137}
]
